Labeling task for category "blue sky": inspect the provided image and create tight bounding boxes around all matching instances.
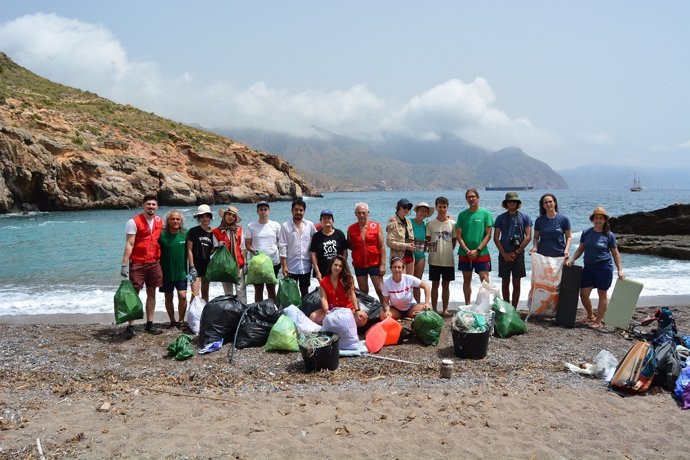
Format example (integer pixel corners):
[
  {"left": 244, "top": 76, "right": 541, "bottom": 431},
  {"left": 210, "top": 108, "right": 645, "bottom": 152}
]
[{"left": 1, "top": 1, "right": 689, "bottom": 169}]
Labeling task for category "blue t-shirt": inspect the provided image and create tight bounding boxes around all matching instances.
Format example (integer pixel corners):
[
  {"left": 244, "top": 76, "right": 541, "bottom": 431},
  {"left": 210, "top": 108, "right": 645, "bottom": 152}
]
[
  {"left": 494, "top": 211, "right": 532, "bottom": 253},
  {"left": 534, "top": 214, "right": 571, "bottom": 257},
  {"left": 580, "top": 228, "right": 616, "bottom": 265}
]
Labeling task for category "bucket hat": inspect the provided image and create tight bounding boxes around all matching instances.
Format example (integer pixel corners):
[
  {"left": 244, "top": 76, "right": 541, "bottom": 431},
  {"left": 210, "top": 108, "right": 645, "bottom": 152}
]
[
  {"left": 413, "top": 202, "right": 434, "bottom": 218},
  {"left": 589, "top": 207, "right": 609, "bottom": 221},
  {"left": 194, "top": 204, "right": 213, "bottom": 217},
  {"left": 502, "top": 192, "right": 522, "bottom": 207}
]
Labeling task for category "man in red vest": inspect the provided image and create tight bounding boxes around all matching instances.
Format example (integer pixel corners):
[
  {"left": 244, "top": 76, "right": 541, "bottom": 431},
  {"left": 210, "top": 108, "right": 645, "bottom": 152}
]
[{"left": 120, "top": 194, "right": 164, "bottom": 338}]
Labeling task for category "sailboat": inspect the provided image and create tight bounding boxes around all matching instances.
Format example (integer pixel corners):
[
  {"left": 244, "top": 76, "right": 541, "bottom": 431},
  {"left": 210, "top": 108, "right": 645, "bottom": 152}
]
[{"left": 630, "top": 173, "right": 642, "bottom": 192}]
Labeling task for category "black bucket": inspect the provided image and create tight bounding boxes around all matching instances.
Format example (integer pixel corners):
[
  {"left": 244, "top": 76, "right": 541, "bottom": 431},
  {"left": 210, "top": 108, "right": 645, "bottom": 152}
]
[
  {"left": 452, "top": 328, "right": 491, "bottom": 359},
  {"left": 298, "top": 331, "right": 340, "bottom": 372}
]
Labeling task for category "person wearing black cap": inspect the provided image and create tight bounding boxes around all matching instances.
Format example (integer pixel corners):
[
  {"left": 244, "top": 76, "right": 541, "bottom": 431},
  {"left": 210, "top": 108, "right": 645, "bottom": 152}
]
[
  {"left": 245, "top": 201, "right": 282, "bottom": 302},
  {"left": 386, "top": 198, "right": 416, "bottom": 276},
  {"left": 493, "top": 192, "right": 532, "bottom": 307},
  {"left": 310, "top": 210, "right": 348, "bottom": 281}
]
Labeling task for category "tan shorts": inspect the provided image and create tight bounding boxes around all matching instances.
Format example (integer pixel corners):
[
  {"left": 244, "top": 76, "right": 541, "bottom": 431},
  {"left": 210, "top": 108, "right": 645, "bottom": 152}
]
[{"left": 129, "top": 262, "right": 163, "bottom": 291}]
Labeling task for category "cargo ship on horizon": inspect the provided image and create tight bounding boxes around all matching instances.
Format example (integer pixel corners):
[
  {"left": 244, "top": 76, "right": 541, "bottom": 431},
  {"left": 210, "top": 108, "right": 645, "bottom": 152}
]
[{"left": 484, "top": 185, "right": 535, "bottom": 191}]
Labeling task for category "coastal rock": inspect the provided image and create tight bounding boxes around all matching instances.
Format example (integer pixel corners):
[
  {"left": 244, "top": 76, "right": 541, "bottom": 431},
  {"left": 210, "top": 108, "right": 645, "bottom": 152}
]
[
  {"left": 610, "top": 203, "right": 690, "bottom": 260},
  {"left": 0, "top": 53, "right": 320, "bottom": 213}
]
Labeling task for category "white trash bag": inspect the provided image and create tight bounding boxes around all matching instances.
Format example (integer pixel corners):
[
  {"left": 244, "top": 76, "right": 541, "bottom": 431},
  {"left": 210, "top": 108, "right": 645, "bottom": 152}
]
[
  {"left": 322, "top": 307, "right": 359, "bottom": 351},
  {"left": 187, "top": 296, "right": 206, "bottom": 335},
  {"left": 283, "top": 305, "right": 322, "bottom": 334}
]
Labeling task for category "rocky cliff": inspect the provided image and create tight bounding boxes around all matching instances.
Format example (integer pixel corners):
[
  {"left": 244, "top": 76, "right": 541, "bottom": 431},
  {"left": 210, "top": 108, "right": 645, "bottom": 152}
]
[
  {"left": 0, "top": 52, "right": 319, "bottom": 213},
  {"left": 609, "top": 203, "right": 690, "bottom": 260}
]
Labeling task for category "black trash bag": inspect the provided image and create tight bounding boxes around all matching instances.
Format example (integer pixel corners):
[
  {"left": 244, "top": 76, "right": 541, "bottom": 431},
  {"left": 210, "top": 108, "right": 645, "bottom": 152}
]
[
  {"left": 301, "top": 288, "right": 322, "bottom": 316},
  {"left": 355, "top": 289, "right": 384, "bottom": 334},
  {"left": 235, "top": 299, "right": 283, "bottom": 349},
  {"left": 197, "top": 295, "right": 245, "bottom": 348}
]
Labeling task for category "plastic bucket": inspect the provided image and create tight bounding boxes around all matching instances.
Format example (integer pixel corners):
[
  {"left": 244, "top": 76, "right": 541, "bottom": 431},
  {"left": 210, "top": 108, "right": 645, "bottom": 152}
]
[
  {"left": 298, "top": 331, "right": 340, "bottom": 371},
  {"left": 452, "top": 328, "right": 490, "bottom": 359}
]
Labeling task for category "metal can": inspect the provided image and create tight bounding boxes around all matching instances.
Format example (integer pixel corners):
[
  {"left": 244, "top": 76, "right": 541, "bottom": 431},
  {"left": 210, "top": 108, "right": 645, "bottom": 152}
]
[{"left": 440, "top": 359, "right": 453, "bottom": 379}]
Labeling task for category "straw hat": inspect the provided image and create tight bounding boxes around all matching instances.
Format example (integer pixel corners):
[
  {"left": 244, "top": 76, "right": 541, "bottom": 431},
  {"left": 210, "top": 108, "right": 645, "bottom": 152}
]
[
  {"left": 194, "top": 204, "right": 213, "bottom": 217},
  {"left": 219, "top": 206, "right": 242, "bottom": 223},
  {"left": 589, "top": 207, "right": 609, "bottom": 221}
]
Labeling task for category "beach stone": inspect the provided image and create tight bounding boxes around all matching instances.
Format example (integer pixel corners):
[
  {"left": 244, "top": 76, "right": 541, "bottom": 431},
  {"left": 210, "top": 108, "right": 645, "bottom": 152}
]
[{"left": 98, "top": 402, "right": 111, "bottom": 412}]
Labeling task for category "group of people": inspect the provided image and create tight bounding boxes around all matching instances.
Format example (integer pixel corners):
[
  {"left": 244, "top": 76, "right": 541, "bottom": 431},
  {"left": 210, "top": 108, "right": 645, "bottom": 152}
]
[{"left": 119, "top": 190, "right": 624, "bottom": 338}]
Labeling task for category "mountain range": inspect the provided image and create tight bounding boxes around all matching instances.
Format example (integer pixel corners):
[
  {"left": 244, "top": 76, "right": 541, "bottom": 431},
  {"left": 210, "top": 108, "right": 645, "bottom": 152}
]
[{"left": 216, "top": 128, "right": 568, "bottom": 192}]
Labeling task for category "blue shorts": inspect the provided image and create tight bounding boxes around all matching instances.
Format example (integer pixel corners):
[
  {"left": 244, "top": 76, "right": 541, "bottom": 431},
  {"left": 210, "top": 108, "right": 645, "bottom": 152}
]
[
  {"left": 457, "top": 255, "right": 492, "bottom": 274},
  {"left": 581, "top": 261, "right": 613, "bottom": 290},
  {"left": 428, "top": 264, "right": 455, "bottom": 282},
  {"left": 354, "top": 266, "right": 382, "bottom": 277},
  {"left": 160, "top": 278, "right": 188, "bottom": 293}
]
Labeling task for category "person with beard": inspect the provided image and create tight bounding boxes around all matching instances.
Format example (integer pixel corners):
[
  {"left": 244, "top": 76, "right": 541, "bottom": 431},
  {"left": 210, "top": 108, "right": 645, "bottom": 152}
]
[
  {"left": 279, "top": 198, "right": 316, "bottom": 297},
  {"left": 120, "top": 194, "right": 164, "bottom": 338}
]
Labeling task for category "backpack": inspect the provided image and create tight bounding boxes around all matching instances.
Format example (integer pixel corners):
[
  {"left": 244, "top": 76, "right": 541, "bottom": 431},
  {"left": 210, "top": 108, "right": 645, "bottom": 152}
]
[
  {"left": 609, "top": 341, "right": 656, "bottom": 395},
  {"left": 653, "top": 340, "right": 682, "bottom": 391}
]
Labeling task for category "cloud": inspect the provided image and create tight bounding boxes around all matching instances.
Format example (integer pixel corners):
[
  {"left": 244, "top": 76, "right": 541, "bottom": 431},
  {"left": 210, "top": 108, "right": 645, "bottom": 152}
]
[
  {"left": 678, "top": 140, "right": 690, "bottom": 149},
  {"left": 0, "top": 13, "right": 558, "bottom": 154},
  {"left": 576, "top": 131, "right": 613, "bottom": 145}
]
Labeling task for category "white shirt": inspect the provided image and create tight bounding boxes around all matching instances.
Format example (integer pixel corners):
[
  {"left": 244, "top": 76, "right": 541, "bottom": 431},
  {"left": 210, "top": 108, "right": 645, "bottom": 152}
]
[
  {"left": 246, "top": 220, "right": 281, "bottom": 264},
  {"left": 278, "top": 219, "right": 316, "bottom": 275},
  {"left": 382, "top": 274, "right": 421, "bottom": 311},
  {"left": 125, "top": 215, "right": 157, "bottom": 235}
]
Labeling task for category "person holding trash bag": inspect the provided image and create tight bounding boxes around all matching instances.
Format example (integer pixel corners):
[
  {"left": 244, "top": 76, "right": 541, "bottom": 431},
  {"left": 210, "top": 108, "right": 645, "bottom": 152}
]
[
  {"left": 120, "top": 194, "right": 164, "bottom": 338},
  {"left": 311, "top": 255, "right": 368, "bottom": 327},
  {"left": 567, "top": 207, "right": 625, "bottom": 328},
  {"left": 245, "top": 201, "right": 281, "bottom": 302},
  {"left": 456, "top": 188, "right": 493, "bottom": 306},
  {"left": 380, "top": 257, "right": 431, "bottom": 320},
  {"left": 213, "top": 206, "right": 247, "bottom": 304},
  {"left": 186, "top": 204, "right": 214, "bottom": 302},
  {"left": 279, "top": 198, "right": 317, "bottom": 297},
  {"left": 158, "top": 210, "right": 189, "bottom": 329},
  {"left": 493, "top": 192, "right": 532, "bottom": 308}
]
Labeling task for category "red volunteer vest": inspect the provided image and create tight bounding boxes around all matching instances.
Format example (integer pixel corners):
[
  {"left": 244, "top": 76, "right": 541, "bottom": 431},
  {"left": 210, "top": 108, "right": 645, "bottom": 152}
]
[
  {"left": 131, "top": 213, "right": 163, "bottom": 264},
  {"left": 347, "top": 221, "right": 382, "bottom": 268}
]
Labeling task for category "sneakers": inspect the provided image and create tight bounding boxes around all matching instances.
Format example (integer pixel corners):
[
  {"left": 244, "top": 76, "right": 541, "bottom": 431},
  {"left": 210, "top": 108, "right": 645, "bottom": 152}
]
[
  {"left": 122, "top": 325, "right": 135, "bottom": 340},
  {"left": 145, "top": 323, "right": 163, "bottom": 335}
]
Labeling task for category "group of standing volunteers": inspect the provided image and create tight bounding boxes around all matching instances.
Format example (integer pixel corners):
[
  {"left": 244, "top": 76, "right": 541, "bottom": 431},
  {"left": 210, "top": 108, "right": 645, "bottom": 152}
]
[{"left": 119, "top": 190, "right": 625, "bottom": 338}]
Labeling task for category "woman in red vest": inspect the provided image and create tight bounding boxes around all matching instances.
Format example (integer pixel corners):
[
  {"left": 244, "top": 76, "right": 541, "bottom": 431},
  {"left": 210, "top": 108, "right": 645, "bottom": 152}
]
[
  {"left": 310, "top": 255, "right": 368, "bottom": 327},
  {"left": 212, "top": 206, "right": 246, "bottom": 304}
]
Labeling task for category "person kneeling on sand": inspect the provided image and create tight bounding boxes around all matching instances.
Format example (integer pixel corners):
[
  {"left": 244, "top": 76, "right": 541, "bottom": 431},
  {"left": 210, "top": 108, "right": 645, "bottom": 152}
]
[
  {"left": 310, "top": 255, "right": 368, "bottom": 328},
  {"left": 380, "top": 257, "right": 431, "bottom": 320}
]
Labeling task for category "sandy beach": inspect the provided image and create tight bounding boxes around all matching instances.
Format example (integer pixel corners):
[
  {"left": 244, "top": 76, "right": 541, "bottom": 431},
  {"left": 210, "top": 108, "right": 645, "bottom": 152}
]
[{"left": 1, "top": 305, "right": 689, "bottom": 459}]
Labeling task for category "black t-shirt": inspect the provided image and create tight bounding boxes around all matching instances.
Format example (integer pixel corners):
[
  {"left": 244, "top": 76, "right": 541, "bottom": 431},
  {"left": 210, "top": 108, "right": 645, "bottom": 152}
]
[
  {"left": 309, "top": 229, "right": 348, "bottom": 276},
  {"left": 186, "top": 225, "right": 214, "bottom": 275}
]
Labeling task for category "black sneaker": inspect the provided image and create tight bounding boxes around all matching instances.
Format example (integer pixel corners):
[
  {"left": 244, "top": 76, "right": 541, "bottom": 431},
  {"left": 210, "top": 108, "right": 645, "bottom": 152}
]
[
  {"left": 145, "top": 324, "right": 163, "bottom": 335},
  {"left": 123, "top": 325, "right": 135, "bottom": 340}
]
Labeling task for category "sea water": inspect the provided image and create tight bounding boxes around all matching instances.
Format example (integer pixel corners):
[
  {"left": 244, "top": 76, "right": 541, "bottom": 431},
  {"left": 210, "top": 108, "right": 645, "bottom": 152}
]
[{"left": 1, "top": 189, "right": 689, "bottom": 316}]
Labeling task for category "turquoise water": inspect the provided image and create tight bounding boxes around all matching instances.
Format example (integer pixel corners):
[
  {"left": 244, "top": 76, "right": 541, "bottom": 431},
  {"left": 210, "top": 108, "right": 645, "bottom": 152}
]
[{"left": 1, "top": 189, "right": 689, "bottom": 315}]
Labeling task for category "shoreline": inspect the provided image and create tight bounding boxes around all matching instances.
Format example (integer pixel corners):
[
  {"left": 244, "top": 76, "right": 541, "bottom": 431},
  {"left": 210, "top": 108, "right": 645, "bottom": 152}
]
[{"left": 1, "top": 294, "right": 688, "bottom": 325}]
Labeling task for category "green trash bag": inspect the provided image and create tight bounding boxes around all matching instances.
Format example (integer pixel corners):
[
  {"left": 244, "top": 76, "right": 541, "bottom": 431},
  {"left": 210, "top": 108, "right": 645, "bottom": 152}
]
[
  {"left": 412, "top": 310, "right": 445, "bottom": 346},
  {"left": 492, "top": 297, "right": 527, "bottom": 338},
  {"left": 205, "top": 244, "right": 239, "bottom": 283},
  {"left": 276, "top": 277, "right": 302, "bottom": 308},
  {"left": 264, "top": 315, "right": 299, "bottom": 352},
  {"left": 246, "top": 252, "right": 278, "bottom": 285},
  {"left": 167, "top": 334, "right": 195, "bottom": 361},
  {"left": 114, "top": 279, "right": 144, "bottom": 325}
]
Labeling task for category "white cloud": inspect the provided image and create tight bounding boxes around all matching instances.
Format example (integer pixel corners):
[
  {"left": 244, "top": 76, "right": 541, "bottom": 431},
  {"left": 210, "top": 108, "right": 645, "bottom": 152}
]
[
  {"left": 678, "top": 140, "right": 690, "bottom": 149},
  {"left": 0, "top": 13, "right": 559, "bottom": 154}
]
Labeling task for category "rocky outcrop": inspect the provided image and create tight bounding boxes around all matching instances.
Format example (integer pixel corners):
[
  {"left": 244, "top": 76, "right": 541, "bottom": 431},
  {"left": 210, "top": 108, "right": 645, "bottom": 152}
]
[
  {"left": 610, "top": 203, "right": 690, "bottom": 260},
  {"left": 0, "top": 53, "right": 319, "bottom": 213}
]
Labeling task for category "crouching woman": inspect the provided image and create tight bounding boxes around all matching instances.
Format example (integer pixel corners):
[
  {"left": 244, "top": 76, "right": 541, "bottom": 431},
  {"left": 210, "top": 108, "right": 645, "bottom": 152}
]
[
  {"left": 380, "top": 256, "right": 431, "bottom": 320},
  {"left": 310, "top": 255, "right": 368, "bottom": 328}
]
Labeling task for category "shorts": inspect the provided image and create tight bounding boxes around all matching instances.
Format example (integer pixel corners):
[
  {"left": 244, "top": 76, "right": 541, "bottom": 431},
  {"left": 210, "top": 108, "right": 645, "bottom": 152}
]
[
  {"left": 354, "top": 266, "right": 382, "bottom": 277},
  {"left": 391, "top": 304, "right": 416, "bottom": 318},
  {"left": 428, "top": 264, "right": 455, "bottom": 282},
  {"left": 288, "top": 272, "right": 311, "bottom": 293},
  {"left": 129, "top": 262, "right": 163, "bottom": 291},
  {"left": 402, "top": 254, "right": 414, "bottom": 265},
  {"left": 458, "top": 255, "right": 492, "bottom": 274},
  {"left": 498, "top": 253, "right": 526, "bottom": 279},
  {"left": 194, "top": 259, "right": 210, "bottom": 278},
  {"left": 581, "top": 261, "right": 613, "bottom": 291},
  {"left": 160, "top": 278, "right": 188, "bottom": 293}
]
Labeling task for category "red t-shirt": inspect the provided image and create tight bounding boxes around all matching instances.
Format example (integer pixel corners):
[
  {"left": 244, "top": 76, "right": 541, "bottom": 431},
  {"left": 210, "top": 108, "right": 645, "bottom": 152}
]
[{"left": 319, "top": 276, "right": 354, "bottom": 310}]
